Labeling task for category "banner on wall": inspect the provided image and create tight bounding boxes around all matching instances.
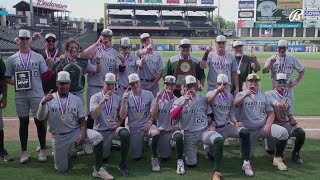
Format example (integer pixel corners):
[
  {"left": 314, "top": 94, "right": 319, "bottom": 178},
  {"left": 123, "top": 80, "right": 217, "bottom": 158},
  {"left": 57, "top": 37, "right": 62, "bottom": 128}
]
[
  {"left": 144, "top": 0, "right": 162, "bottom": 3},
  {"left": 118, "top": 0, "right": 135, "bottom": 2},
  {"left": 184, "top": 0, "right": 197, "bottom": 4},
  {"left": 166, "top": 0, "right": 180, "bottom": 3},
  {"left": 238, "top": 1, "right": 255, "bottom": 9},
  {"left": 304, "top": 0, "right": 320, "bottom": 9},
  {"left": 272, "top": 45, "right": 305, "bottom": 52},
  {"left": 238, "top": 20, "right": 254, "bottom": 28},
  {"left": 238, "top": 10, "right": 254, "bottom": 18},
  {"left": 303, "top": 19, "right": 320, "bottom": 28},
  {"left": 201, "top": 0, "right": 214, "bottom": 5}
]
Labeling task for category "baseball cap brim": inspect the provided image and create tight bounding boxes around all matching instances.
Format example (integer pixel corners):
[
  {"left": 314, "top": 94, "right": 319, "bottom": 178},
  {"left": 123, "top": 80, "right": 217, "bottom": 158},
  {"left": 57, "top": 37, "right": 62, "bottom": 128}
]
[
  {"left": 57, "top": 80, "right": 71, "bottom": 83},
  {"left": 121, "top": 44, "right": 132, "bottom": 48}
]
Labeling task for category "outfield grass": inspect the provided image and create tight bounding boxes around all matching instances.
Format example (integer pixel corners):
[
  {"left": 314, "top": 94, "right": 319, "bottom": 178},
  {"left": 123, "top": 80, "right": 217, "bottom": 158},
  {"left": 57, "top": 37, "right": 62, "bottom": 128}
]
[{"left": 0, "top": 140, "right": 320, "bottom": 180}]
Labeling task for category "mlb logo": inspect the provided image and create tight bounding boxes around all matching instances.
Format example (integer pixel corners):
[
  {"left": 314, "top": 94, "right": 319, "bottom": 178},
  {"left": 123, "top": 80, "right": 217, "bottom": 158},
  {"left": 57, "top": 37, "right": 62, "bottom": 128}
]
[{"left": 19, "top": 74, "right": 26, "bottom": 78}]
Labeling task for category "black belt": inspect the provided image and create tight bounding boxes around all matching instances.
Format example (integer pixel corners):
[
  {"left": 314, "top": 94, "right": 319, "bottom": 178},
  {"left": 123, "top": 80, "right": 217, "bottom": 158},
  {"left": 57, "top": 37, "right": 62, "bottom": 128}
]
[
  {"left": 141, "top": 79, "right": 155, "bottom": 82},
  {"left": 216, "top": 122, "right": 231, "bottom": 129}
]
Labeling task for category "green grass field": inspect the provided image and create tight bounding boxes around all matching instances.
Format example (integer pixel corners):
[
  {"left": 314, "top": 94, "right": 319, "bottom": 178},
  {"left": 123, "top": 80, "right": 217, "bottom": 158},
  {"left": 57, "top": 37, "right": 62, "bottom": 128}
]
[{"left": 0, "top": 140, "right": 320, "bottom": 180}]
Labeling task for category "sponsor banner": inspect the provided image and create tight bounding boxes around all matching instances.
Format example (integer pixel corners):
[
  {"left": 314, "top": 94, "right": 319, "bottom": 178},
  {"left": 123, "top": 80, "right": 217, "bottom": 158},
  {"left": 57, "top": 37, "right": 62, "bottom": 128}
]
[
  {"left": 144, "top": 0, "right": 162, "bottom": 3},
  {"left": 256, "top": 0, "right": 303, "bottom": 26},
  {"left": 255, "top": 23, "right": 302, "bottom": 28},
  {"left": 184, "top": 0, "right": 197, "bottom": 4},
  {"left": 271, "top": 45, "right": 305, "bottom": 52},
  {"left": 201, "top": 0, "right": 214, "bottom": 4},
  {"left": 118, "top": 0, "right": 135, "bottom": 2},
  {"left": 303, "top": 19, "right": 320, "bottom": 28},
  {"left": 238, "top": 20, "right": 254, "bottom": 28},
  {"left": 304, "top": 0, "right": 320, "bottom": 9},
  {"left": 36, "top": 0, "right": 68, "bottom": 11},
  {"left": 238, "top": 1, "right": 255, "bottom": 9},
  {"left": 154, "top": 44, "right": 170, "bottom": 51},
  {"left": 238, "top": 10, "right": 254, "bottom": 18},
  {"left": 167, "top": 0, "right": 180, "bottom": 3},
  {"left": 304, "top": 10, "right": 320, "bottom": 19}
]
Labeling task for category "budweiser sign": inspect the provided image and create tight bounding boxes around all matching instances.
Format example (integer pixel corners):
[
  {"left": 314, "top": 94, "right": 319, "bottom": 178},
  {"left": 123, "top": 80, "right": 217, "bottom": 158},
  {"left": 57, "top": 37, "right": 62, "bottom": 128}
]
[{"left": 37, "top": 0, "right": 68, "bottom": 10}]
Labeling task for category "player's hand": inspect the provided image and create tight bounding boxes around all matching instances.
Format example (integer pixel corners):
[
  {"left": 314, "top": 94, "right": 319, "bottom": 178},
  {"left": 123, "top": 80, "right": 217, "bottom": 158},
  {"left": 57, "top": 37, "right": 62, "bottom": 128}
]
[
  {"left": 233, "top": 87, "right": 239, "bottom": 96},
  {"left": 122, "top": 87, "right": 131, "bottom": 100},
  {"left": 289, "top": 118, "right": 297, "bottom": 126},
  {"left": 146, "top": 44, "right": 153, "bottom": 53},
  {"left": 171, "top": 125, "right": 180, "bottom": 132},
  {"left": 275, "top": 101, "right": 286, "bottom": 109},
  {"left": 216, "top": 85, "right": 225, "bottom": 93},
  {"left": 101, "top": 91, "right": 112, "bottom": 104},
  {"left": 270, "top": 56, "right": 277, "bottom": 65},
  {"left": 95, "top": 37, "right": 103, "bottom": 46},
  {"left": 141, "top": 57, "right": 147, "bottom": 65},
  {"left": 32, "top": 30, "right": 42, "bottom": 41},
  {"left": 250, "top": 52, "right": 257, "bottom": 61},
  {"left": 183, "top": 93, "right": 191, "bottom": 105},
  {"left": 111, "top": 122, "right": 121, "bottom": 130},
  {"left": 143, "top": 120, "right": 153, "bottom": 133},
  {"left": 244, "top": 90, "right": 252, "bottom": 97},
  {"left": 205, "top": 46, "right": 212, "bottom": 53},
  {"left": 156, "top": 89, "right": 164, "bottom": 101},
  {"left": 261, "top": 125, "right": 271, "bottom": 138},
  {"left": 235, "top": 121, "right": 243, "bottom": 128},
  {"left": 290, "top": 80, "right": 298, "bottom": 88},
  {"left": 199, "top": 60, "right": 207, "bottom": 69},
  {"left": 77, "top": 132, "right": 86, "bottom": 145},
  {"left": 207, "top": 124, "right": 216, "bottom": 131},
  {"left": 94, "top": 55, "right": 101, "bottom": 64},
  {"left": 41, "top": 89, "right": 54, "bottom": 105},
  {"left": 46, "top": 57, "right": 54, "bottom": 68},
  {"left": 197, "top": 84, "right": 204, "bottom": 91},
  {"left": 118, "top": 51, "right": 125, "bottom": 63},
  {"left": 0, "top": 97, "right": 7, "bottom": 109}
]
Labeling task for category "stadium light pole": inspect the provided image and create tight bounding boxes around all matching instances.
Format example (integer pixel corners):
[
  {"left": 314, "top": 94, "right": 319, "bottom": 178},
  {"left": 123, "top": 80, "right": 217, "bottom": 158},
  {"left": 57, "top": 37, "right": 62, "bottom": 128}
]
[
  {"left": 29, "top": 0, "right": 34, "bottom": 30},
  {"left": 217, "top": 0, "right": 220, "bottom": 35}
]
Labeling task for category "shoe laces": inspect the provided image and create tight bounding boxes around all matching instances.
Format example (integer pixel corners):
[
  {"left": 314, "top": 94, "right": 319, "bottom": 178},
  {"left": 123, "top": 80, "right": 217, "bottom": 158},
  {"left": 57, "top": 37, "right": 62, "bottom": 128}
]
[
  {"left": 243, "top": 163, "right": 252, "bottom": 170},
  {"left": 152, "top": 158, "right": 159, "bottom": 166}
]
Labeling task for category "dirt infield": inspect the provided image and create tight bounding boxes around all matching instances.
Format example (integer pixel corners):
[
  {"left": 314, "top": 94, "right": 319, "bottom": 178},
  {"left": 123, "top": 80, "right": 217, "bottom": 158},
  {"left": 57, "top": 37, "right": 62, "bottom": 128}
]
[{"left": 2, "top": 116, "right": 320, "bottom": 141}]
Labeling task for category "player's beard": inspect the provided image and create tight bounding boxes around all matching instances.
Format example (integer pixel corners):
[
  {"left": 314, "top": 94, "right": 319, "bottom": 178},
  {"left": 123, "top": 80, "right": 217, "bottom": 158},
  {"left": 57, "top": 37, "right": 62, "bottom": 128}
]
[{"left": 235, "top": 52, "right": 242, "bottom": 57}]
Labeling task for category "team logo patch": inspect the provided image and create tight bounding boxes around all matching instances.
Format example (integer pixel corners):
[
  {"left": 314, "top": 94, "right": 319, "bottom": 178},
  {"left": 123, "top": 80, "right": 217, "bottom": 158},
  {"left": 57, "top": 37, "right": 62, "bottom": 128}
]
[{"left": 180, "top": 62, "right": 191, "bottom": 72}]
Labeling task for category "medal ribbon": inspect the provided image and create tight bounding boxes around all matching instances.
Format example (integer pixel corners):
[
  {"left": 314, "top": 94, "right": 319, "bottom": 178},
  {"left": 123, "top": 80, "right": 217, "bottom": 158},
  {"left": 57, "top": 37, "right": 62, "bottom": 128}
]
[
  {"left": 161, "top": 90, "right": 174, "bottom": 102},
  {"left": 274, "top": 89, "right": 286, "bottom": 98},
  {"left": 249, "top": 88, "right": 259, "bottom": 94},
  {"left": 18, "top": 50, "right": 31, "bottom": 70},
  {"left": 57, "top": 93, "right": 70, "bottom": 115},
  {"left": 277, "top": 55, "right": 287, "bottom": 73},
  {"left": 68, "top": 57, "right": 77, "bottom": 62},
  {"left": 219, "top": 92, "right": 228, "bottom": 101},
  {"left": 217, "top": 53, "right": 226, "bottom": 69},
  {"left": 102, "top": 92, "right": 113, "bottom": 115},
  {"left": 45, "top": 49, "right": 58, "bottom": 60},
  {"left": 131, "top": 92, "right": 142, "bottom": 113},
  {"left": 102, "top": 45, "right": 111, "bottom": 52},
  {"left": 237, "top": 54, "right": 244, "bottom": 71}
]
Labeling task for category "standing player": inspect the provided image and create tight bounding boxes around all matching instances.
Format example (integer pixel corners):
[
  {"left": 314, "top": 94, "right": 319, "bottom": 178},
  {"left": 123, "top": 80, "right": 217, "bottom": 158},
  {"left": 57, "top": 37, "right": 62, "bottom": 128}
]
[
  {"left": 171, "top": 75, "right": 224, "bottom": 180},
  {"left": 0, "top": 55, "right": 13, "bottom": 161},
  {"left": 136, "top": 33, "right": 164, "bottom": 97},
  {"left": 265, "top": 73, "right": 305, "bottom": 164},
  {"left": 163, "top": 39, "right": 205, "bottom": 97},
  {"left": 206, "top": 74, "right": 253, "bottom": 176},
  {"left": 5, "top": 29, "right": 53, "bottom": 163},
  {"left": 235, "top": 73, "right": 289, "bottom": 171},
  {"left": 90, "top": 73, "right": 130, "bottom": 176},
  {"left": 117, "top": 37, "right": 139, "bottom": 97},
  {"left": 150, "top": 76, "right": 185, "bottom": 175},
  {"left": 231, "top": 40, "right": 260, "bottom": 93},
  {"left": 262, "top": 40, "right": 305, "bottom": 109},
  {"left": 37, "top": 71, "right": 114, "bottom": 179},
  {"left": 81, "top": 29, "right": 121, "bottom": 129},
  {"left": 200, "top": 35, "right": 239, "bottom": 95},
  {"left": 119, "top": 73, "right": 161, "bottom": 172}
]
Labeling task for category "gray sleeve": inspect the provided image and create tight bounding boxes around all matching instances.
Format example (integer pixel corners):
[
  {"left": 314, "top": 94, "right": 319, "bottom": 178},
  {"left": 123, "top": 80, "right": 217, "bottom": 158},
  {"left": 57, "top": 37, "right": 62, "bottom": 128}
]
[
  {"left": 266, "top": 95, "right": 274, "bottom": 112},
  {"left": 150, "top": 99, "right": 156, "bottom": 113},
  {"left": 265, "top": 91, "right": 278, "bottom": 106},
  {"left": 5, "top": 57, "right": 14, "bottom": 77},
  {"left": 77, "top": 97, "right": 86, "bottom": 118},
  {"left": 231, "top": 55, "right": 238, "bottom": 72},
  {"left": 230, "top": 96, "right": 237, "bottom": 122},
  {"left": 235, "top": 91, "right": 243, "bottom": 99},
  {"left": 89, "top": 94, "right": 99, "bottom": 112},
  {"left": 292, "top": 57, "right": 304, "bottom": 72},
  {"left": 287, "top": 98, "right": 293, "bottom": 116},
  {"left": 86, "top": 62, "right": 96, "bottom": 73},
  {"left": 158, "top": 53, "right": 165, "bottom": 71},
  {"left": 149, "top": 91, "right": 155, "bottom": 105},
  {"left": 206, "top": 91, "right": 214, "bottom": 98},
  {"left": 39, "top": 55, "right": 48, "bottom": 73}
]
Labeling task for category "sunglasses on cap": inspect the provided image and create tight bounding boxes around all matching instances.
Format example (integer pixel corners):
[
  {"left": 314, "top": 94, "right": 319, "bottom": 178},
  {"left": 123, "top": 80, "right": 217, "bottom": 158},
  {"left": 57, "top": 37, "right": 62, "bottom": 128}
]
[
  {"left": 277, "top": 79, "right": 287, "bottom": 85},
  {"left": 217, "top": 42, "right": 226, "bottom": 45},
  {"left": 186, "top": 83, "right": 198, "bottom": 88},
  {"left": 217, "top": 83, "right": 228, "bottom": 86},
  {"left": 19, "top": 37, "right": 30, "bottom": 41},
  {"left": 121, "top": 46, "right": 130, "bottom": 49},
  {"left": 58, "top": 82, "right": 69, "bottom": 85},
  {"left": 180, "top": 45, "right": 191, "bottom": 49},
  {"left": 46, "top": 39, "right": 56, "bottom": 43}
]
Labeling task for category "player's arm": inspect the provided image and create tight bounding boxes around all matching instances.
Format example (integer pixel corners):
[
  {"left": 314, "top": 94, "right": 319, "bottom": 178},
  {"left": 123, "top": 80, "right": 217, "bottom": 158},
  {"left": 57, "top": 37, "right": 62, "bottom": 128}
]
[
  {"left": 4, "top": 57, "right": 14, "bottom": 85},
  {"left": 37, "top": 89, "right": 54, "bottom": 121},
  {"left": 262, "top": 56, "right": 276, "bottom": 74},
  {"left": 5, "top": 77, "right": 14, "bottom": 85},
  {"left": 119, "top": 94, "right": 129, "bottom": 120},
  {"left": 90, "top": 95, "right": 104, "bottom": 120},
  {"left": 251, "top": 56, "right": 261, "bottom": 72},
  {"left": 151, "top": 95, "right": 161, "bottom": 120},
  {"left": 265, "top": 111, "right": 275, "bottom": 128},
  {"left": 234, "top": 91, "right": 250, "bottom": 106},
  {"left": 81, "top": 38, "right": 101, "bottom": 59},
  {"left": 0, "top": 58, "right": 8, "bottom": 108}
]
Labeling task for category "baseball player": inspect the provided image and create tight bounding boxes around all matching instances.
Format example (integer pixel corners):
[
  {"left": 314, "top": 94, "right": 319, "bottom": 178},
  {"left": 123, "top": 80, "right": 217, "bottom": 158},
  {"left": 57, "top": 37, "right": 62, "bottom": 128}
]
[
  {"left": 0, "top": 55, "right": 13, "bottom": 161},
  {"left": 5, "top": 29, "right": 53, "bottom": 163},
  {"left": 119, "top": 73, "right": 161, "bottom": 172},
  {"left": 231, "top": 40, "right": 260, "bottom": 93},
  {"left": 171, "top": 75, "right": 224, "bottom": 180},
  {"left": 136, "top": 33, "right": 164, "bottom": 97},
  {"left": 265, "top": 73, "right": 305, "bottom": 164},
  {"left": 81, "top": 29, "right": 121, "bottom": 129},
  {"left": 54, "top": 39, "right": 101, "bottom": 103},
  {"left": 262, "top": 40, "right": 305, "bottom": 109},
  {"left": 36, "top": 71, "right": 114, "bottom": 179},
  {"left": 163, "top": 39, "right": 205, "bottom": 97},
  {"left": 117, "top": 37, "right": 139, "bottom": 98},
  {"left": 200, "top": 35, "right": 239, "bottom": 95},
  {"left": 206, "top": 74, "right": 253, "bottom": 176},
  {"left": 150, "top": 75, "right": 185, "bottom": 175},
  {"left": 234, "top": 73, "right": 289, "bottom": 171},
  {"left": 90, "top": 73, "right": 130, "bottom": 176}
]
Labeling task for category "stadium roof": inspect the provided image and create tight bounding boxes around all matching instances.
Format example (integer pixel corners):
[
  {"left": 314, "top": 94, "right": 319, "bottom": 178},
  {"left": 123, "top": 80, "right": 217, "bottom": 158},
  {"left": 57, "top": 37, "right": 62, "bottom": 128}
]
[
  {"left": 13, "top": 0, "right": 70, "bottom": 12},
  {"left": 106, "top": 3, "right": 216, "bottom": 12}
]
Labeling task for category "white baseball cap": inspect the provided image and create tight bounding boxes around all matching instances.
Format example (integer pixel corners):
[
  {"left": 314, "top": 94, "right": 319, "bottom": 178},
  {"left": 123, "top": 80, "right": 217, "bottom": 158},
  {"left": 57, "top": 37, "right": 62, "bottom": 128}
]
[
  {"left": 217, "top": 74, "right": 229, "bottom": 83},
  {"left": 278, "top": 40, "right": 288, "bottom": 48},
  {"left": 57, "top": 71, "right": 71, "bottom": 83},
  {"left": 232, "top": 40, "right": 243, "bottom": 48},
  {"left": 180, "top": 39, "right": 191, "bottom": 46},
  {"left": 164, "top": 76, "right": 176, "bottom": 84},
  {"left": 185, "top": 75, "right": 197, "bottom": 85},
  {"left": 18, "top": 29, "right": 31, "bottom": 38},
  {"left": 120, "top": 37, "right": 132, "bottom": 47},
  {"left": 104, "top": 73, "right": 116, "bottom": 83},
  {"left": 45, "top": 33, "right": 56, "bottom": 40},
  {"left": 128, "top": 73, "right": 140, "bottom": 84},
  {"left": 101, "top": 29, "right": 113, "bottom": 36},
  {"left": 276, "top": 73, "right": 287, "bottom": 81},
  {"left": 140, "top": 33, "right": 150, "bottom": 40},
  {"left": 246, "top": 73, "right": 261, "bottom": 81},
  {"left": 215, "top": 35, "right": 227, "bottom": 42}
]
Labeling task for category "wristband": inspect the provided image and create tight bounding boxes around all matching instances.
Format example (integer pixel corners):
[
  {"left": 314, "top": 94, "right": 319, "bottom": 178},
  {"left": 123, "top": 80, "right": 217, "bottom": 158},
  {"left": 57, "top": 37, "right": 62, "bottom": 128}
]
[{"left": 202, "top": 52, "right": 209, "bottom": 61}]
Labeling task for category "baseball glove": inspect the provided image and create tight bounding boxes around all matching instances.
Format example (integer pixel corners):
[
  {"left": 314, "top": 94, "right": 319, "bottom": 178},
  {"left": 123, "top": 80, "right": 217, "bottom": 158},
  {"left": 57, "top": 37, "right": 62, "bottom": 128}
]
[{"left": 289, "top": 117, "right": 297, "bottom": 126}]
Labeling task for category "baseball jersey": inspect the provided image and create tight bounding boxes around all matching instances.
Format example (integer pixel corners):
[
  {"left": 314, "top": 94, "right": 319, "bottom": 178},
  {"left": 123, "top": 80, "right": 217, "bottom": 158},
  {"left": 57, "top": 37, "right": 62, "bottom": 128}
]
[
  {"left": 90, "top": 92, "right": 122, "bottom": 131},
  {"left": 88, "top": 47, "right": 121, "bottom": 87},
  {"left": 136, "top": 50, "right": 164, "bottom": 80},
  {"left": 126, "top": 90, "right": 154, "bottom": 128},
  {"left": 207, "top": 52, "right": 237, "bottom": 86},
  {"left": 5, "top": 50, "right": 48, "bottom": 98},
  {"left": 206, "top": 91, "right": 236, "bottom": 126},
  {"left": 235, "top": 91, "right": 274, "bottom": 130},
  {"left": 44, "top": 93, "right": 86, "bottom": 134},
  {"left": 151, "top": 95, "right": 178, "bottom": 132},
  {"left": 172, "top": 94, "right": 212, "bottom": 132},
  {"left": 265, "top": 54, "right": 304, "bottom": 82},
  {"left": 118, "top": 55, "right": 139, "bottom": 88},
  {"left": 265, "top": 90, "right": 293, "bottom": 122},
  {"left": 163, "top": 55, "right": 205, "bottom": 81},
  {"left": 0, "top": 56, "right": 5, "bottom": 95}
]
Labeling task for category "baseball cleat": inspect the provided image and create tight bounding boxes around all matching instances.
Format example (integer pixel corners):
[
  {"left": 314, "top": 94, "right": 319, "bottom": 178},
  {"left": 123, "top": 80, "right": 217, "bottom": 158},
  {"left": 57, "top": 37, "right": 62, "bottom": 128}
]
[
  {"left": 38, "top": 149, "right": 47, "bottom": 162},
  {"left": 118, "top": 162, "right": 129, "bottom": 176},
  {"left": 176, "top": 159, "right": 185, "bottom": 175},
  {"left": 83, "top": 143, "right": 94, "bottom": 154},
  {"left": 224, "top": 139, "right": 230, "bottom": 146},
  {"left": 0, "top": 149, "right": 14, "bottom": 162},
  {"left": 212, "top": 171, "right": 221, "bottom": 180},
  {"left": 92, "top": 166, "right": 114, "bottom": 180},
  {"left": 292, "top": 152, "right": 303, "bottom": 164},
  {"left": 242, "top": 161, "right": 254, "bottom": 177},
  {"left": 273, "top": 157, "right": 288, "bottom": 171},
  {"left": 20, "top": 151, "right": 30, "bottom": 164},
  {"left": 151, "top": 157, "right": 160, "bottom": 172}
]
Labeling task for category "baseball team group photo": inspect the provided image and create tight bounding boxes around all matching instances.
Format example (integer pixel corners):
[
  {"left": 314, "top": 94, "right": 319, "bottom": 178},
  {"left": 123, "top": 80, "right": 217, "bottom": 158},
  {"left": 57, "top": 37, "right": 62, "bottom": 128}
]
[{"left": 0, "top": 0, "right": 320, "bottom": 180}]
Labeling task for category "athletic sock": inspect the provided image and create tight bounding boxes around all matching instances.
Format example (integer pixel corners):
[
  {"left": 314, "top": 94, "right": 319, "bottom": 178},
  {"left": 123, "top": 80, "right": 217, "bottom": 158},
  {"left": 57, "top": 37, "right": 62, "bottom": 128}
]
[{"left": 19, "top": 117, "right": 29, "bottom": 151}]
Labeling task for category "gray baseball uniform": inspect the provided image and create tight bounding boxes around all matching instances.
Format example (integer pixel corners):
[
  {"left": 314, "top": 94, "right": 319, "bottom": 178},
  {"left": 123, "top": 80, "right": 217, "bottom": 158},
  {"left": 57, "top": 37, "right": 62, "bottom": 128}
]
[
  {"left": 207, "top": 52, "right": 238, "bottom": 92},
  {"left": 235, "top": 91, "right": 289, "bottom": 157},
  {"left": 38, "top": 93, "right": 103, "bottom": 172},
  {"left": 125, "top": 89, "right": 157, "bottom": 158},
  {"left": 172, "top": 94, "right": 222, "bottom": 165},
  {"left": 117, "top": 55, "right": 139, "bottom": 97},
  {"left": 136, "top": 51, "right": 164, "bottom": 96},
  {"left": 5, "top": 50, "right": 48, "bottom": 117}
]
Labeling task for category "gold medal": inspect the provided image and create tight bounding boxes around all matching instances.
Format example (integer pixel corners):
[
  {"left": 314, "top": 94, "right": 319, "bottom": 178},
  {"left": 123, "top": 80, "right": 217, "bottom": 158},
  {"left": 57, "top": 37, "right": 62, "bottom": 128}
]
[
  {"left": 237, "top": 70, "right": 241, "bottom": 74},
  {"left": 60, "top": 114, "right": 66, "bottom": 121},
  {"left": 137, "top": 112, "right": 143, "bottom": 119},
  {"left": 107, "top": 116, "right": 113, "bottom": 121}
]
